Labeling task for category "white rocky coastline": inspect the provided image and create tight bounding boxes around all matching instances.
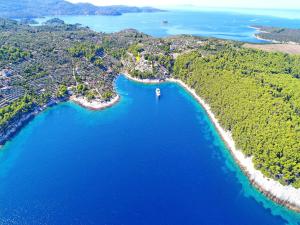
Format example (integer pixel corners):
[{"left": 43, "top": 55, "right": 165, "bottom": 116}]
[
  {"left": 0, "top": 95, "right": 120, "bottom": 147},
  {"left": 123, "top": 73, "right": 164, "bottom": 84},
  {"left": 123, "top": 73, "right": 300, "bottom": 212},
  {"left": 70, "top": 95, "right": 120, "bottom": 110},
  {"left": 0, "top": 98, "right": 63, "bottom": 146},
  {"left": 0, "top": 111, "right": 36, "bottom": 146}
]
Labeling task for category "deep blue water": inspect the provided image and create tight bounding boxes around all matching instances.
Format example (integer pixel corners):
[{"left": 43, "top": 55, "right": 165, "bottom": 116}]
[
  {"left": 0, "top": 76, "right": 300, "bottom": 225},
  {"left": 36, "top": 10, "right": 300, "bottom": 42}
]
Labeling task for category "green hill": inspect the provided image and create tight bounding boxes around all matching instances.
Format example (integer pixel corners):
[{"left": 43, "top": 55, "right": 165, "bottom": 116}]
[{"left": 0, "top": 0, "right": 163, "bottom": 18}]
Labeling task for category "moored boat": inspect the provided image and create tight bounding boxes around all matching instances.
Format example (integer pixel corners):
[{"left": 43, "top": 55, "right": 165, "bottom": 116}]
[{"left": 156, "top": 88, "right": 161, "bottom": 97}]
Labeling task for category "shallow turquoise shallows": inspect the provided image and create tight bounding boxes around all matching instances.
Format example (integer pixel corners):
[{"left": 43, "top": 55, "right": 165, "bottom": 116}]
[{"left": 0, "top": 76, "right": 300, "bottom": 225}]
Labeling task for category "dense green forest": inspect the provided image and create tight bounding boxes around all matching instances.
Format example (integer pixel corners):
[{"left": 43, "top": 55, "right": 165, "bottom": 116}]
[{"left": 174, "top": 47, "right": 300, "bottom": 187}]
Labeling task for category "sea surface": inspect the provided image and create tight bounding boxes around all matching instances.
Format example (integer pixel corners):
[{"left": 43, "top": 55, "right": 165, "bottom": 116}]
[
  {"left": 35, "top": 9, "right": 300, "bottom": 42},
  {"left": 0, "top": 76, "right": 300, "bottom": 225}
]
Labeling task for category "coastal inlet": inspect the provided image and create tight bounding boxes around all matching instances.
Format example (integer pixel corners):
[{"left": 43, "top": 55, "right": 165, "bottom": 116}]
[{"left": 0, "top": 76, "right": 298, "bottom": 225}]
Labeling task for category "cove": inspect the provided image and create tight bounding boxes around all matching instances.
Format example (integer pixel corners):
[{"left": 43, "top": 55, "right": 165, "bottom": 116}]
[{"left": 0, "top": 76, "right": 299, "bottom": 225}]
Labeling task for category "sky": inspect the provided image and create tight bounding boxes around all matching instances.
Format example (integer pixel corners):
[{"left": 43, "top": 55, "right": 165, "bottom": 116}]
[{"left": 67, "top": 0, "right": 300, "bottom": 9}]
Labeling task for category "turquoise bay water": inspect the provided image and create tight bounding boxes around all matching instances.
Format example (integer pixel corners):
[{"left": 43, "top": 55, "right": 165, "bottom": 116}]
[
  {"left": 36, "top": 10, "right": 300, "bottom": 42},
  {"left": 0, "top": 76, "right": 300, "bottom": 224}
]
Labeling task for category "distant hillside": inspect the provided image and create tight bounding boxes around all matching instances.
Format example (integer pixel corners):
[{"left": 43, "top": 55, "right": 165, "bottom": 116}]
[
  {"left": 0, "top": 0, "right": 163, "bottom": 18},
  {"left": 253, "top": 25, "right": 300, "bottom": 44}
]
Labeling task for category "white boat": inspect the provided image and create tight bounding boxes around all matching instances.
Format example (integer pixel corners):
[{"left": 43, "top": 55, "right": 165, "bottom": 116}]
[{"left": 156, "top": 88, "right": 161, "bottom": 97}]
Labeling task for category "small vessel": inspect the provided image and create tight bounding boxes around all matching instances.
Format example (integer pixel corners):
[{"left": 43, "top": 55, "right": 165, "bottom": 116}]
[
  {"left": 162, "top": 20, "right": 168, "bottom": 24},
  {"left": 156, "top": 88, "right": 161, "bottom": 97}
]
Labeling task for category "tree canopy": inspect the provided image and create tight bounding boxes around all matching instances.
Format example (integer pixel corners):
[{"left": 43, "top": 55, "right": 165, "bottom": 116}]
[{"left": 174, "top": 47, "right": 300, "bottom": 187}]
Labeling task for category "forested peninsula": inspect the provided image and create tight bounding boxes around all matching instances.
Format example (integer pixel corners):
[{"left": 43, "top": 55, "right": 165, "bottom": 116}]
[
  {"left": 1, "top": 18, "right": 300, "bottom": 211},
  {"left": 253, "top": 25, "right": 300, "bottom": 43}
]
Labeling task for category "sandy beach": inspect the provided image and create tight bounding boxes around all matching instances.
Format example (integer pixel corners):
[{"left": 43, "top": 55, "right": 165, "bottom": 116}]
[
  {"left": 70, "top": 95, "right": 120, "bottom": 110},
  {"left": 123, "top": 73, "right": 300, "bottom": 212}
]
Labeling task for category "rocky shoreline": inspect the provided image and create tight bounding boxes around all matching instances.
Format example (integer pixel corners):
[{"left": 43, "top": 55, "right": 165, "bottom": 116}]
[
  {"left": 70, "top": 95, "right": 120, "bottom": 111},
  {"left": 0, "top": 98, "right": 63, "bottom": 146},
  {"left": 123, "top": 73, "right": 300, "bottom": 213},
  {"left": 0, "top": 95, "right": 120, "bottom": 147},
  {"left": 0, "top": 111, "right": 36, "bottom": 146}
]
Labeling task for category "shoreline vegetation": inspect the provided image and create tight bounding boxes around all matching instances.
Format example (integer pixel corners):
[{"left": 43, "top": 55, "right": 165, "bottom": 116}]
[
  {"left": 0, "top": 94, "right": 120, "bottom": 147},
  {"left": 0, "top": 98, "right": 64, "bottom": 146},
  {"left": 123, "top": 73, "right": 300, "bottom": 213}
]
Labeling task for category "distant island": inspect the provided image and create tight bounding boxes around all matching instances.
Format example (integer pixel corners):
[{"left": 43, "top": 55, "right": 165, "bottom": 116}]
[
  {"left": 0, "top": 0, "right": 164, "bottom": 18},
  {"left": 2, "top": 18, "right": 300, "bottom": 213}
]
